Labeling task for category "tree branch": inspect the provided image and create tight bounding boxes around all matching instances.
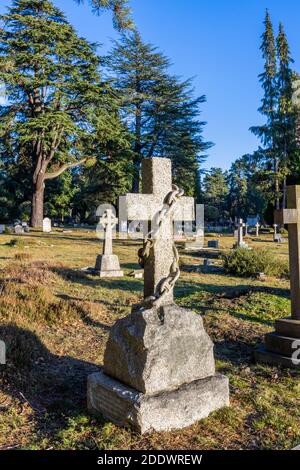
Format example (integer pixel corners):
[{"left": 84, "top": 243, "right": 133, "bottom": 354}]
[{"left": 44, "top": 158, "right": 87, "bottom": 180}]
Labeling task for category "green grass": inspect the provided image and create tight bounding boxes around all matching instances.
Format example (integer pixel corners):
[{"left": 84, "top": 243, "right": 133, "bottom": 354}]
[{"left": 0, "top": 229, "right": 300, "bottom": 450}]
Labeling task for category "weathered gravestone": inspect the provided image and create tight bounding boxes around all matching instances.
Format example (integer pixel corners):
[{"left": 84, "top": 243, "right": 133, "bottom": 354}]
[
  {"left": 184, "top": 228, "right": 204, "bottom": 251},
  {"left": 87, "top": 158, "right": 229, "bottom": 433},
  {"left": 208, "top": 240, "right": 219, "bottom": 249},
  {"left": 14, "top": 224, "right": 24, "bottom": 234},
  {"left": 233, "top": 218, "right": 249, "bottom": 249},
  {"left": 43, "top": 217, "right": 51, "bottom": 233},
  {"left": 94, "top": 209, "right": 123, "bottom": 277},
  {"left": 22, "top": 222, "right": 30, "bottom": 233},
  {"left": 0, "top": 225, "right": 5, "bottom": 234},
  {"left": 255, "top": 185, "right": 300, "bottom": 368}
]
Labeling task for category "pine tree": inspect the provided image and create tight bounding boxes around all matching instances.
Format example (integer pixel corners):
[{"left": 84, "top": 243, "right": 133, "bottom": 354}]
[
  {"left": 227, "top": 153, "right": 268, "bottom": 221},
  {"left": 0, "top": 0, "right": 122, "bottom": 227},
  {"left": 276, "top": 22, "right": 295, "bottom": 207},
  {"left": 107, "top": 32, "right": 210, "bottom": 195},
  {"left": 149, "top": 74, "right": 210, "bottom": 197},
  {"left": 107, "top": 31, "right": 170, "bottom": 192},
  {"left": 202, "top": 168, "right": 229, "bottom": 222},
  {"left": 75, "top": 0, "right": 133, "bottom": 30},
  {"left": 250, "top": 10, "right": 280, "bottom": 208}
]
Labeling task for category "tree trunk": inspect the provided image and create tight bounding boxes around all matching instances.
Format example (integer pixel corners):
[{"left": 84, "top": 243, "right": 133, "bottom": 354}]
[
  {"left": 31, "top": 177, "right": 45, "bottom": 228},
  {"left": 132, "top": 85, "right": 142, "bottom": 193},
  {"left": 274, "top": 157, "right": 280, "bottom": 210},
  {"left": 282, "top": 175, "right": 287, "bottom": 209},
  {"left": 131, "top": 156, "right": 141, "bottom": 193}
]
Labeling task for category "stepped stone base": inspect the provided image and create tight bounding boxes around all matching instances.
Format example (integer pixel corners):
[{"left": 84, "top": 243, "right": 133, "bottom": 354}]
[
  {"left": 255, "top": 344, "right": 300, "bottom": 369},
  {"left": 275, "top": 317, "right": 300, "bottom": 338},
  {"left": 87, "top": 370, "right": 229, "bottom": 434},
  {"left": 255, "top": 317, "right": 300, "bottom": 369},
  {"left": 94, "top": 254, "right": 123, "bottom": 278}
]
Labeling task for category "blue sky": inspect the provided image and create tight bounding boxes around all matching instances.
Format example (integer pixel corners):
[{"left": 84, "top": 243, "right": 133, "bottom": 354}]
[{"left": 1, "top": 0, "right": 300, "bottom": 171}]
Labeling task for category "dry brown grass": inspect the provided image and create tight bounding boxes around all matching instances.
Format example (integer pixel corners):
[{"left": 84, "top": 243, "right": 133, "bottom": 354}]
[{"left": 0, "top": 229, "right": 300, "bottom": 450}]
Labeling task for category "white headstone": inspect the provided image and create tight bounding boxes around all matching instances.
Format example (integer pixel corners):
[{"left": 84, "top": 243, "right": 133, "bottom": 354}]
[
  {"left": 14, "top": 224, "right": 24, "bottom": 234},
  {"left": 43, "top": 218, "right": 51, "bottom": 233},
  {"left": 0, "top": 224, "right": 5, "bottom": 234}
]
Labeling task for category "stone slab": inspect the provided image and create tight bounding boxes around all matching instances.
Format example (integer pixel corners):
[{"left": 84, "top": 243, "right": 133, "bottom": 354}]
[
  {"left": 98, "top": 270, "right": 124, "bottom": 278},
  {"left": 129, "top": 270, "right": 144, "bottom": 279},
  {"left": 255, "top": 344, "right": 300, "bottom": 369},
  {"left": 184, "top": 242, "right": 204, "bottom": 251},
  {"left": 87, "top": 370, "right": 229, "bottom": 434},
  {"left": 104, "top": 304, "right": 215, "bottom": 395},
  {"left": 275, "top": 318, "right": 300, "bottom": 338}
]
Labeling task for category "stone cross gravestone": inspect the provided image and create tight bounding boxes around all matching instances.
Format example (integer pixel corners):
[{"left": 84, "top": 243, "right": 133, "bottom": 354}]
[
  {"left": 273, "top": 224, "right": 282, "bottom": 242},
  {"left": 256, "top": 185, "right": 300, "bottom": 368},
  {"left": 94, "top": 209, "right": 123, "bottom": 277},
  {"left": 255, "top": 222, "right": 260, "bottom": 237},
  {"left": 121, "top": 158, "right": 196, "bottom": 305},
  {"left": 43, "top": 218, "right": 51, "bottom": 233},
  {"left": 233, "top": 218, "right": 248, "bottom": 249},
  {"left": 87, "top": 158, "right": 229, "bottom": 433}
]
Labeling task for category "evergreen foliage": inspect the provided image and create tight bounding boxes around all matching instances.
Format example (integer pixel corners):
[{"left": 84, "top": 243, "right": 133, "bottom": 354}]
[{"left": 107, "top": 32, "right": 211, "bottom": 196}]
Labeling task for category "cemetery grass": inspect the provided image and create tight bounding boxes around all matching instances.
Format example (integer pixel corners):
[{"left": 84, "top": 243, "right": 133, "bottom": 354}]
[{"left": 0, "top": 230, "right": 300, "bottom": 450}]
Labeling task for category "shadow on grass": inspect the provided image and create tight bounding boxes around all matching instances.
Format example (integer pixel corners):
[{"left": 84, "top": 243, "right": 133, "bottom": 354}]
[
  {"left": 56, "top": 294, "right": 112, "bottom": 331},
  {"left": 122, "top": 262, "right": 141, "bottom": 270},
  {"left": 51, "top": 266, "right": 143, "bottom": 293},
  {"left": 0, "top": 324, "right": 106, "bottom": 449},
  {"left": 20, "top": 233, "right": 143, "bottom": 250},
  {"left": 214, "top": 338, "right": 254, "bottom": 366},
  {"left": 181, "top": 249, "right": 221, "bottom": 260},
  {"left": 180, "top": 265, "right": 225, "bottom": 275},
  {"left": 175, "top": 278, "right": 290, "bottom": 328},
  {"left": 176, "top": 279, "right": 290, "bottom": 299}
]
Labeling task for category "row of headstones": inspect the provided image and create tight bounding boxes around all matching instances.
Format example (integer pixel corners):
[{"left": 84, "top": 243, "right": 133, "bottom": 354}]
[
  {"left": 0, "top": 218, "right": 52, "bottom": 234},
  {"left": 234, "top": 219, "right": 285, "bottom": 248},
  {"left": 95, "top": 213, "right": 287, "bottom": 277},
  {"left": 0, "top": 221, "right": 30, "bottom": 234}
]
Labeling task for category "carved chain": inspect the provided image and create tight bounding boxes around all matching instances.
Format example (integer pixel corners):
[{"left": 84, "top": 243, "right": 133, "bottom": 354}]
[{"left": 138, "top": 184, "right": 184, "bottom": 309}]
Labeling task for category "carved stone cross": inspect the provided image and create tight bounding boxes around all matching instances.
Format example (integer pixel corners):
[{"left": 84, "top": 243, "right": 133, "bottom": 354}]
[
  {"left": 100, "top": 209, "right": 118, "bottom": 256},
  {"left": 255, "top": 222, "right": 260, "bottom": 237},
  {"left": 275, "top": 186, "right": 300, "bottom": 320},
  {"left": 237, "top": 218, "right": 245, "bottom": 246},
  {"left": 121, "top": 158, "right": 194, "bottom": 305}
]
